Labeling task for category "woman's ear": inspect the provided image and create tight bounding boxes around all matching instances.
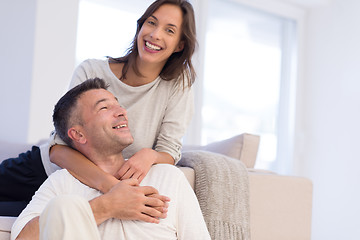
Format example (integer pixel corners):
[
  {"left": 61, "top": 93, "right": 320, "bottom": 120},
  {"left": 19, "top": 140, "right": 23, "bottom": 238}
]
[
  {"left": 174, "top": 40, "right": 184, "bottom": 53},
  {"left": 68, "top": 127, "right": 87, "bottom": 145}
]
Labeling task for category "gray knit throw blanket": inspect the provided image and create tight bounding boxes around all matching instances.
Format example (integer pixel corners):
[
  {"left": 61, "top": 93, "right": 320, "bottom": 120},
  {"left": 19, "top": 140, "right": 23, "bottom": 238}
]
[{"left": 178, "top": 150, "right": 251, "bottom": 240}]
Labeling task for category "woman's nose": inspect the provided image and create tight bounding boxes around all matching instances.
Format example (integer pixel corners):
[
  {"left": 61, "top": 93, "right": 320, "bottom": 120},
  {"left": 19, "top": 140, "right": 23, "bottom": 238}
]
[{"left": 150, "top": 27, "right": 161, "bottom": 40}]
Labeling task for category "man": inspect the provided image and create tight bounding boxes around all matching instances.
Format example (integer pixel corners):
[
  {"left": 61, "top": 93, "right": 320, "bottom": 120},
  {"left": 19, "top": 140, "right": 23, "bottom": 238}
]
[{"left": 11, "top": 78, "right": 210, "bottom": 240}]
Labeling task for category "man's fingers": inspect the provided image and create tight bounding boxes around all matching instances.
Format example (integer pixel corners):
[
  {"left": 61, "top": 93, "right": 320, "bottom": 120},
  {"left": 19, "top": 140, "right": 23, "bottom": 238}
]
[
  {"left": 152, "top": 206, "right": 169, "bottom": 214},
  {"left": 144, "top": 195, "right": 170, "bottom": 209},
  {"left": 141, "top": 206, "right": 168, "bottom": 220},
  {"left": 146, "top": 193, "right": 171, "bottom": 203},
  {"left": 140, "top": 186, "right": 159, "bottom": 196},
  {"left": 137, "top": 213, "right": 161, "bottom": 224}
]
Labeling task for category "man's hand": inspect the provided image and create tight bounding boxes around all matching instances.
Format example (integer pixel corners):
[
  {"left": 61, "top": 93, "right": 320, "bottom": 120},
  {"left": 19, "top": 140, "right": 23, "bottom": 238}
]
[{"left": 90, "top": 178, "right": 170, "bottom": 225}]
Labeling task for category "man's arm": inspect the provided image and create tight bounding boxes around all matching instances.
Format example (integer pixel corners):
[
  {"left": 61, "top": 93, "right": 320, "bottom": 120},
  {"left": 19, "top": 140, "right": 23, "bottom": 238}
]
[
  {"left": 90, "top": 178, "right": 170, "bottom": 225},
  {"left": 15, "top": 178, "right": 169, "bottom": 239}
]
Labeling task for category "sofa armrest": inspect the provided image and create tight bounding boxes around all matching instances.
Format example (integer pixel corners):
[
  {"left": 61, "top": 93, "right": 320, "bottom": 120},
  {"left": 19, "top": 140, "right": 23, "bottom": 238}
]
[
  {"left": 248, "top": 169, "right": 313, "bottom": 240},
  {"left": 178, "top": 167, "right": 195, "bottom": 189},
  {"left": 0, "top": 216, "right": 16, "bottom": 240},
  {"left": 179, "top": 167, "right": 313, "bottom": 240}
]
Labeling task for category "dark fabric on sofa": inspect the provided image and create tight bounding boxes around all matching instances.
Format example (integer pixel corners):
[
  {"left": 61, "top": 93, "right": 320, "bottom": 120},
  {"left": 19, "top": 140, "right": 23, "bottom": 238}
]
[{"left": 0, "top": 146, "right": 47, "bottom": 216}]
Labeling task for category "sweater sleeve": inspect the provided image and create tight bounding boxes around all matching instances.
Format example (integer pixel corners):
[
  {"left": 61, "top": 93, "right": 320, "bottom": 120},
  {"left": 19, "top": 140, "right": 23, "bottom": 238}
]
[{"left": 155, "top": 81, "right": 194, "bottom": 164}]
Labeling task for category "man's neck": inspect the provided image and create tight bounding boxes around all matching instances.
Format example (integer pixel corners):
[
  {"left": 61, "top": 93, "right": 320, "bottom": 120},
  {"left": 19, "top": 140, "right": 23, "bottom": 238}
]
[
  {"left": 79, "top": 147, "right": 126, "bottom": 177},
  {"left": 93, "top": 154, "right": 125, "bottom": 177}
]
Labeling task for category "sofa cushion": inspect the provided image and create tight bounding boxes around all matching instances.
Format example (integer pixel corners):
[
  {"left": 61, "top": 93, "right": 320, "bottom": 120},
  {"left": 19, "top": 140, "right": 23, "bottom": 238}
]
[
  {"left": 0, "top": 141, "right": 33, "bottom": 163},
  {"left": 182, "top": 133, "right": 260, "bottom": 168},
  {"left": 0, "top": 139, "right": 47, "bottom": 164}
]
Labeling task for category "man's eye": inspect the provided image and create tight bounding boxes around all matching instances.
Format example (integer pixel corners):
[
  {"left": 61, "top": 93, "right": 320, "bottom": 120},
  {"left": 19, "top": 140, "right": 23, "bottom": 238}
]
[{"left": 100, "top": 107, "right": 107, "bottom": 110}]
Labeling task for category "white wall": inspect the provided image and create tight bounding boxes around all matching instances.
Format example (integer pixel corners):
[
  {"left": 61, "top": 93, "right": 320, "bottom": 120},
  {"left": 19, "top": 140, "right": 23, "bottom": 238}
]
[
  {"left": 27, "top": 0, "right": 79, "bottom": 143},
  {"left": 0, "top": 0, "right": 36, "bottom": 143},
  {"left": 297, "top": 0, "right": 360, "bottom": 239},
  {"left": 0, "top": 0, "right": 79, "bottom": 144}
]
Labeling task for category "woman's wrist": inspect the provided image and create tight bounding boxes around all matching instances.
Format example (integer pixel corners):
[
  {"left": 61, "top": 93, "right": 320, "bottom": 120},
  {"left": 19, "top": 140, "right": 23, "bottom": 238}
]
[
  {"left": 154, "top": 151, "right": 175, "bottom": 165},
  {"left": 100, "top": 174, "right": 120, "bottom": 193}
]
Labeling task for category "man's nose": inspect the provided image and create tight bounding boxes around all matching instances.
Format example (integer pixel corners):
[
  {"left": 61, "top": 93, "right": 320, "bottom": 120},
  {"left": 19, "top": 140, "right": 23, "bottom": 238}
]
[{"left": 114, "top": 105, "right": 127, "bottom": 119}]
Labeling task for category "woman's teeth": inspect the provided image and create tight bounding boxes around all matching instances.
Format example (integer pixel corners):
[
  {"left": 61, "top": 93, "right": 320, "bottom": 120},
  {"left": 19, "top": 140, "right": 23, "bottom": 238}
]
[{"left": 146, "top": 41, "right": 161, "bottom": 51}]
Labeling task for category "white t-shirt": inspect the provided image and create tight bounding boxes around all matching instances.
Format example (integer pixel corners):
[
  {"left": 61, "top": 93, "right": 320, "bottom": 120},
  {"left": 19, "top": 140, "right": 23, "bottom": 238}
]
[{"left": 11, "top": 164, "right": 210, "bottom": 240}]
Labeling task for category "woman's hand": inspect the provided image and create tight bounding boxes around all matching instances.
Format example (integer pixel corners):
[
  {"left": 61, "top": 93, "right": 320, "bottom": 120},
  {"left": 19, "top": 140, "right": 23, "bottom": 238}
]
[
  {"left": 117, "top": 148, "right": 174, "bottom": 183},
  {"left": 117, "top": 148, "right": 156, "bottom": 183}
]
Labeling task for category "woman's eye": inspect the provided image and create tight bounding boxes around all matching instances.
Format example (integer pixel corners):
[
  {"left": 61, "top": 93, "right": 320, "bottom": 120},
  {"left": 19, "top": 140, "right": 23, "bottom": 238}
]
[
  {"left": 167, "top": 28, "right": 175, "bottom": 34},
  {"left": 147, "top": 20, "right": 156, "bottom": 25}
]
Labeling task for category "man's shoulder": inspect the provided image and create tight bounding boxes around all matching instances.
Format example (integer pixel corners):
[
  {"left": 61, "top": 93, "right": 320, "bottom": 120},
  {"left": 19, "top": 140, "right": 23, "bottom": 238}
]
[
  {"left": 46, "top": 169, "right": 99, "bottom": 196},
  {"left": 49, "top": 168, "right": 71, "bottom": 177},
  {"left": 148, "top": 164, "right": 185, "bottom": 180},
  {"left": 151, "top": 164, "right": 181, "bottom": 172},
  {"left": 45, "top": 169, "right": 71, "bottom": 183}
]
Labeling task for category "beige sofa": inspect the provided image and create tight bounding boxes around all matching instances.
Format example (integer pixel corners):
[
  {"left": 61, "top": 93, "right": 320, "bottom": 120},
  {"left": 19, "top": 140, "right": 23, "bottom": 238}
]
[{"left": 0, "top": 134, "right": 312, "bottom": 240}]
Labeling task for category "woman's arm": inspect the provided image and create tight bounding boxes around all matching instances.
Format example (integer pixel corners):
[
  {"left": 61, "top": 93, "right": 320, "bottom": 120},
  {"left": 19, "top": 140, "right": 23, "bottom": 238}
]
[{"left": 50, "top": 145, "right": 118, "bottom": 193}]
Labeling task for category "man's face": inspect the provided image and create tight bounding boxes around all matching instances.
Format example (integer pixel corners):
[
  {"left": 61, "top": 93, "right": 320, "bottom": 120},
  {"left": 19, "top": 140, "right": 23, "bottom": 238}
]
[{"left": 77, "top": 89, "right": 133, "bottom": 153}]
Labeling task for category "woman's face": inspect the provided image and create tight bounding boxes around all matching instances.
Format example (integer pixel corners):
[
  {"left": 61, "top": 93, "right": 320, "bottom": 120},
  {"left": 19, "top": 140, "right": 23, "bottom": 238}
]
[{"left": 137, "top": 4, "right": 184, "bottom": 67}]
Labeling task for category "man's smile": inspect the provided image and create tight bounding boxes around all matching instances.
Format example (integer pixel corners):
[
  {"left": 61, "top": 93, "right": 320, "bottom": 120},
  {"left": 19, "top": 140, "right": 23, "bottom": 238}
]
[{"left": 112, "top": 124, "right": 127, "bottom": 129}]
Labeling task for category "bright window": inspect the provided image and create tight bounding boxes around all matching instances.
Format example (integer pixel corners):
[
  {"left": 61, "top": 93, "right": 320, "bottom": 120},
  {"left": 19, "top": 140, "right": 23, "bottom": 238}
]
[
  {"left": 200, "top": 0, "right": 297, "bottom": 171},
  {"left": 76, "top": 0, "right": 151, "bottom": 64}
]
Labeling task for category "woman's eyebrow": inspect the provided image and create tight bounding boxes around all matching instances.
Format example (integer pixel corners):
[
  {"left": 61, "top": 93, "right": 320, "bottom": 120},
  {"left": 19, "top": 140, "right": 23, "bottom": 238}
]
[{"left": 150, "top": 15, "right": 158, "bottom": 21}]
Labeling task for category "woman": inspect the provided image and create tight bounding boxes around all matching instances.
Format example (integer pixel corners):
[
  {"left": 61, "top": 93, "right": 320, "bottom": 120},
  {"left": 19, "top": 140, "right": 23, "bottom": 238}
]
[{"left": 49, "top": 0, "right": 197, "bottom": 193}]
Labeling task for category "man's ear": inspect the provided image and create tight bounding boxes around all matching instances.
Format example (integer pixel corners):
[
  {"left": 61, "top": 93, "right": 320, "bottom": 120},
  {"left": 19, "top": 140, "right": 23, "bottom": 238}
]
[
  {"left": 174, "top": 40, "right": 184, "bottom": 53},
  {"left": 68, "top": 127, "right": 87, "bottom": 145}
]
